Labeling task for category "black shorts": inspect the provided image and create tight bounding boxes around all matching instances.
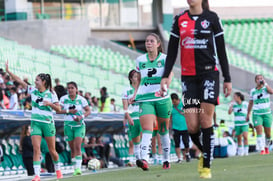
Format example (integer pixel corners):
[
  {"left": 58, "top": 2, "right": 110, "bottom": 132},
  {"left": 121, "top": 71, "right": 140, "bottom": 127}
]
[
  {"left": 173, "top": 129, "right": 190, "bottom": 148},
  {"left": 181, "top": 71, "right": 219, "bottom": 109}
]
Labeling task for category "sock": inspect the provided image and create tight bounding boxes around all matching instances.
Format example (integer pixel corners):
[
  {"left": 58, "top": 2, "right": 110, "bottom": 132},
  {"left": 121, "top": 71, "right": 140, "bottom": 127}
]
[
  {"left": 75, "top": 155, "right": 82, "bottom": 170},
  {"left": 71, "top": 157, "right": 76, "bottom": 169},
  {"left": 160, "top": 133, "right": 170, "bottom": 162},
  {"left": 237, "top": 145, "right": 243, "bottom": 156},
  {"left": 33, "top": 161, "right": 41, "bottom": 177},
  {"left": 128, "top": 154, "right": 134, "bottom": 163},
  {"left": 157, "top": 154, "right": 162, "bottom": 163},
  {"left": 134, "top": 143, "right": 141, "bottom": 160},
  {"left": 53, "top": 160, "right": 61, "bottom": 171},
  {"left": 201, "top": 127, "right": 214, "bottom": 168},
  {"left": 257, "top": 135, "right": 263, "bottom": 150},
  {"left": 190, "top": 131, "right": 203, "bottom": 152},
  {"left": 265, "top": 137, "right": 271, "bottom": 148},
  {"left": 244, "top": 145, "right": 249, "bottom": 155},
  {"left": 140, "top": 131, "right": 153, "bottom": 161}
]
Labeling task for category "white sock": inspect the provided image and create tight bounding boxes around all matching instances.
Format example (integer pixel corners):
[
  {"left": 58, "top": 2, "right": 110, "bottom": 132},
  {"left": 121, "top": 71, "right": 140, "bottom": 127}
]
[
  {"left": 157, "top": 154, "right": 162, "bottom": 162},
  {"left": 238, "top": 146, "right": 243, "bottom": 156},
  {"left": 33, "top": 164, "right": 41, "bottom": 177},
  {"left": 140, "top": 132, "right": 152, "bottom": 161},
  {"left": 71, "top": 157, "right": 76, "bottom": 169},
  {"left": 257, "top": 136, "right": 264, "bottom": 150},
  {"left": 244, "top": 146, "right": 249, "bottom": 155},
  {"left": 54, "top": 161, "right": 61, "bottom": 171},
  {"left": 75, "top": 155, "right": 82, "bottom": 170},
  {"left": 160, "top": 134, "right": 170, "bottom": 162},
  {"left": 134, "top": 143, "right": 141, "bottom": 160},
  {"left": 265, "top": 137, "right": 271, "bottom": 148},
  {"left": 128, "top": 155, "right": 134, "bottom": 163}
]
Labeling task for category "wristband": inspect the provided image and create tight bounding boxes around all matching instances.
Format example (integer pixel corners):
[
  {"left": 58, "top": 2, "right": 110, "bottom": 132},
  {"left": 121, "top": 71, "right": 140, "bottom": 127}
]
[
  {"left": 66, "top": 109, "right": 69, "bottom": 114},
  {"left": 124, "top": 110, "right": 129, "bottom": 113}
]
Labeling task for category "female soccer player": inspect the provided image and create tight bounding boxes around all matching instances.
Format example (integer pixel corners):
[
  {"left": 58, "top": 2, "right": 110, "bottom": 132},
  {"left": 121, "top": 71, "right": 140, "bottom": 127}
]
[
  {"left": 5, "top": 61, "right": 63, "bottom": 181},
  {"left": 246, "top": 75, "right": 273, "bottom": 155},
  {"left": 58, "top": 81, "right": 91, "bottom": 175},
  {"left": 122, "top": 69, "right": 142, "bottom": 166},
  {"left": 131, "top": 33, "right": 173, "bottom": 170},
  {"left": 160, "top": 0, "right": 232, "bottom": 178},
  {"left": 228, "top": 92, "right": 249, "bottom": 156}
]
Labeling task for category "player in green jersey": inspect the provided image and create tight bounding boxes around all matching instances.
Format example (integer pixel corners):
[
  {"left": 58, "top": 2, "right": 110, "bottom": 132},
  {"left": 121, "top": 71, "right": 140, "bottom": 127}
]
[
  {"left": 5, "top": 61, "right": 63, "bottom": 181},
  {"left": 247, "top": 74, "right": 273, "bottom": 155},
  {"left": 228, "top": 92, "right": 249, "bottom": 156},
  {"left": 58, "top": 81, "right": 91, "bottom": 176}
]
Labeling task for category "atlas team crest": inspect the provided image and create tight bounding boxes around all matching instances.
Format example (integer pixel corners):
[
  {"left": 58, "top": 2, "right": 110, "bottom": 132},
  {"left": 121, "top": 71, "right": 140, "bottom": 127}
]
[{"left": 201, "top": 20, "right": 210, "bottom": 29}]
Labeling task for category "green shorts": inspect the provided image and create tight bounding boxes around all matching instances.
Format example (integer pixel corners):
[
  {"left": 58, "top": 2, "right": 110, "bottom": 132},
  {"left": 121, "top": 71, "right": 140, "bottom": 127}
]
[
  {"left": 152, "top": 129, "right": 158, "bottom": 137},
  {"left": 252, "top": 113, "right": 272, "bottom": 128},
  {"left": 235, "top": 125, "right": 249, "bottom": 136},
  {"left": 128, "top": 119, "right": 142, "bottom": 141},
  {"left": 64, "top": 124, "right": 86, "bottom": 142},
  {"left": 31, "top": 121, "right": 56, "bottom": 137},
  {"left": 139, "top": 98, "right": 172, "bottom": 119}
]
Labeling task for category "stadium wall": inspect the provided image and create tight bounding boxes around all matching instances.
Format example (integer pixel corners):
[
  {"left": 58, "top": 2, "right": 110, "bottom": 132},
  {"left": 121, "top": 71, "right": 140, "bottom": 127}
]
[{"left": 0, "top": 19, "right": 90, "bottom": 50}]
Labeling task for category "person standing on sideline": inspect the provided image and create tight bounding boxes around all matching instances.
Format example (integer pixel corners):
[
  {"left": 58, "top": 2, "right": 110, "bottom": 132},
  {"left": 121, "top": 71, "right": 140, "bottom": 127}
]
[
  {"left": 130, "top": 33, "right": 173, "bottom": 170},
  {"left": 170, "top": 93, "right": 191, "bottom": 163},
  {"left": 228, "top": 92, "right": 249, "bottom": 156},
  {"left": 160, "top": 0, "right": 232, "bottom": 178},
  {"left": 247, "top": 75, "right": 273, "bottom": 155},
  {"left": 122, "top": 70, "right": 142, "bottom": 166},
  {"left": 58, "top": 81, "right": 91, "bottom": 176},
  {"left": 6, "top": 61, "right": 63, "bottom": 181},
  {"left": 100, "top": 87, "right": 111, "bottom": 112}
]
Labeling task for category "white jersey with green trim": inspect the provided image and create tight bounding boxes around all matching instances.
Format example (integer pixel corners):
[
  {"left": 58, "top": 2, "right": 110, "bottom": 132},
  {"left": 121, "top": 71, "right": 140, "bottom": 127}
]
[
  {"left": 250, "top": 86, "right": 271, "bottom": 115},
  {"left": 28, "top": 85, "right": 58, "bottom": 123},
  {"left": 121, "top": 85, "right": 139, "bottom": 120},
  {"left": 60, "top": 94, "right": 88, "bottom": 127},
  {"left": 135, "top": 52, "right": 169, "bottom": 102},
  {"left": 232, "top": 101, "right": 248, "bottom": 126}
]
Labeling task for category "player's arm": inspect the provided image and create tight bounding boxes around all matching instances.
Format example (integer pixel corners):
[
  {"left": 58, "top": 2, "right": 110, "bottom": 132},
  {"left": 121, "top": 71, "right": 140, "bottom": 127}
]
[
  {"left": 228, "top": 103, "right": 233, "bottom": 115},
  {"left": 5, "top": 60, "right": 28, "bottom": 90},
  {"left": 83, "top": 105, "right": 91, "bottom": 118},
  {"left": 246, "top": 100, "right": 253, "bottom": 121},
  {"left": 129, "top": 72, "right": 140, "bottom": 104},
  {"left": 265, "top": 82, "right": 273, "bottom": 94},
  {"left": 44, "top": 101, "right": 61, "bottom": 112},
  {"left": 122, "top": 99, "right": 134, "bottom": 126}
]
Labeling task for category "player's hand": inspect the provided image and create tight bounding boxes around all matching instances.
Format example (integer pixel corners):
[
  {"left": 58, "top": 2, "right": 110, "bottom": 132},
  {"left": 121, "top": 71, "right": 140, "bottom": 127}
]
[
  {"left": 128, "top": 117, "right": 134, "bottom": 126},
  {"left": 73, "top": 115, "right": 82, "bottom": 122},
  {"left": 246, "top": 114, "right": 250, "bottom": 122},
  {"left": 160, "top": 78, "right": 169, "bottom": 91},
  {"left": 223, "top": 82, "right": 232, "bottom": 97},
  {"left": 5, "top": 60, "right": 10, "bottom": 73},
  {"left": 43, "top": 101, "right": 52, "bottom": 107},
  {"left": 129, "top": 95, "right": 136, "bottom": 104},
  {"left": 69, "top": 109, "right": 77, "bottom": 114}
]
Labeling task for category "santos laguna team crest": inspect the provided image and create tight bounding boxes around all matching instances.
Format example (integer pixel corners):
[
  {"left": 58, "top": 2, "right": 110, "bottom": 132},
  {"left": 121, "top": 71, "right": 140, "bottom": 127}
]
[{"left": 201, "top": 20, "right": 210, "bottom": 29}]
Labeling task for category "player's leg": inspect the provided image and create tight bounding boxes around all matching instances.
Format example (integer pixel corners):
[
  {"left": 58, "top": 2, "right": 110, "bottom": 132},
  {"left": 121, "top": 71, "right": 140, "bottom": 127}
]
[
  {"left": 73, "top": 125, "right": 85, "bottom": 175},
  {"left": 237, "top": 133, "right": 243, "bottom": 156},
  {"left": 242, "top": 126, "right": 249, "bottom": 156},
  {"left": 173, "top": 129, "right": 182, "bottom": 162},
  {"left": 65, "top": 126, "right": 76, "bottom": 169},
  {"left": 253, "top": 114, "right": 264, "bottom": 153},
  {"left": 156, "top": 133, "right": 163, "bottom": 165},
  {"left": 127, "top": 124, "right": 134, "bottom": 166},
  {"left": 30, "top": 122, "right": 42, "bottom": 181},
  {"left": 181, "top": 130, "right": 191, "bottom": 162},
  {"left": 151, "top": 131, "right": 157, "bottom": 165},
  {"left": 263, "top": 114, "right": 272, "bottom": 154},
  {"left": 131, "top": 119, "right": 142, "bottom": 163}
]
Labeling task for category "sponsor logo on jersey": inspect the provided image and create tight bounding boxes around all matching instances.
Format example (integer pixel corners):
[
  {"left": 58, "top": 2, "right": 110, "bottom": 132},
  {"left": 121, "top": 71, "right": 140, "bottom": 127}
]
[
  {"left": 204, "top": 80, "right": 215, "bottom": 100},
  {"left": 201, "top": 20, "right": 210, "bottom": 29},
  {"left": 181, "top": 21, "right": 188, "bottom": 28},
  {"left": 191, "top": 29, "right": 198, "bottom": 35},
  {"left": 200, "top": 30, "right": 211, "bottom": 34},
  {"left": 157, "top": 60, "right": 162, "bottom": 68},
  {"left": 147, "top": 68, "right": 157, "bottom": 77},
  {"left": 139, "top": 108, "right": 143, "bottom": 113},
  {"left": 181, "top": 37, "right": 208, "bottom": 49}
]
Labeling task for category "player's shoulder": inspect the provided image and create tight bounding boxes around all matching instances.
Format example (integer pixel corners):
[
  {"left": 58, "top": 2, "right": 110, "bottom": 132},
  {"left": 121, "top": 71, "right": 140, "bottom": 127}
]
[
  {"left": 136, "top": 54, "right": 147, "bottom": 62},
  {"left": 77, "top": 95, "right": 87, "bottom": 101},
  {"left": 60, "top": 94, "right": 68, "bottom": 100},
  {"left": 250, "top": 88, "right": 256, "bottom": 93},
  {"left": 174, "top": 10, "right": 189, "bottom": 19},
  {"left": 159, "top": 53, "right": 167, "bottom": 59},
  {"left": 243, "top": 101, "right": 248, "bottom": 105},
  {"left": 123, "top": 85, "right": 133, "bottom": 93},
  {"left": 204, "top": 10, "right": 219, "bottom": 18}
]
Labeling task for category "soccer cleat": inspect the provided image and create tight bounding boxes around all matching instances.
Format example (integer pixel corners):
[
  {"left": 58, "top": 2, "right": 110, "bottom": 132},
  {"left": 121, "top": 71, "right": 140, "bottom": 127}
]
[
  {"left": 265, "top": 147, "right": 270, "bottom": 154},
  {"left": 136, "top": 159, "right": 149, "bottom": 171},
  {"left": 176, "top": 159, "right": 182, "bottom": 163},
  {"left": 260, "top": 150, "right": 266, "bottom": 155},
  {"left": 73, "top": 168, "right": 82, "bottom": 176},
  {"left": 198, "top": 154, "right": 204, "bottom": 174},
  {"left": 186, "top": 154, "right": 191, "bottom": 162},
  {"left": 200, "top": 168, "right": 212, "bottom": 179},
  {"left": 56, "top": 170, "right": 63, "bottom": 179},
  {"left": 163, "top": 161, "right": 171, "bottom": 169},
  {"left": 31, "top": 175, "right": 40, "bottom": 181}
]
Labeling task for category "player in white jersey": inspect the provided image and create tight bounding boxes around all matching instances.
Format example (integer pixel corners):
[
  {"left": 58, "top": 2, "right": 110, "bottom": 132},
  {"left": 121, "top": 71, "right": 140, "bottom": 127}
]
[
  {"left": 122, "top": 70, "right": 142, "bottom": 166},
  {"left": 247, "top": 74, "right": 273, "bottom": 154},
  {"left": 58, "top": 81, "right": 91, "bottom": 175},
  {"left": 130, "top": 33, "right": 173, "bottom": 170},
  {"left": 5, "top": 61, "right": 63, "bottom": 181}
]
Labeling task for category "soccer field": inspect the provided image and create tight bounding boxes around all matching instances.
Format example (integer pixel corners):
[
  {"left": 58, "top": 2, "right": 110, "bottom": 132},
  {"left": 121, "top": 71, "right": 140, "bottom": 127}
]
[{"left": 61, "top": 153, "right": 273, "bottom": 181}]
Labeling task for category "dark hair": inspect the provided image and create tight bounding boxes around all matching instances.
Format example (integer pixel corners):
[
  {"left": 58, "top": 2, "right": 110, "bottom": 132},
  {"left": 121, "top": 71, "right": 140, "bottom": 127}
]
[
  {"left": 220, "top": 119, "right": 225, "bottom": 124},
  {"left": 147, "top": 33, "right": 163, "bottom": 53},
  {"left": 202, "top": 0, "right": 210, "bottom": 10},
  {"left": 67, "top": 81, "right": 78, "bottom": 90},
  {"left": 171, "top": 93, "right": 179, "bottom": 100},
  {"left": 223, "top": 131, "right": 230, "bottom": 137},
  {"left": 111, "top": 98, "right": 115, "bottom": 102},
  {"left": 234, "top": 92, "right": 244, "bottom": 101},
  {"left": 11, "top": 87, "right": 17, "bottom": 92},
  {"left": 128, "top": 69, "right": 137, "bottom": 85},
  {"left": 38, "top": 73, "right": 52, "bottom": 92},
  {"left": 101, "top": 87, "right": 107, "bottom": 93}
]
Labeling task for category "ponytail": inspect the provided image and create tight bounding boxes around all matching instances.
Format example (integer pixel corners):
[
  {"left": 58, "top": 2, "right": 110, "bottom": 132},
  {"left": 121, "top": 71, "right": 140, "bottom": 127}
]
[{"left": 202, "top": 0, "right": 210, "bottom": 10}]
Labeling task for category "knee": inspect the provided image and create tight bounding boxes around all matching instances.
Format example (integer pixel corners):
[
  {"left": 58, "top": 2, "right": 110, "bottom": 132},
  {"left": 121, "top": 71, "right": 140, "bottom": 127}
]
[
  {"left": 49, "top": 149, "right": 57, "bottom": 157},
  {"left": 33, "top": 148, "right": 41, "bottom": 155}
]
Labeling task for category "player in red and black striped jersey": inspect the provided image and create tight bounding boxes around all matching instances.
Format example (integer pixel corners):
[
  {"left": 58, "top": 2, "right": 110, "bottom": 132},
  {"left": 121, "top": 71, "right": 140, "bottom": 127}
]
[{"left": 161, "top": 0, "right": 232, "bottom": 179}]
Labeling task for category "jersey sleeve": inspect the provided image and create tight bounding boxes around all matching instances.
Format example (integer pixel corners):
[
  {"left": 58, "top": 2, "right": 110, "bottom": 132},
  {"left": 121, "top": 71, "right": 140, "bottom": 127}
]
[
  {"left": 81, "top": 97, "right": 89, "bottom": 108},
  {"left": 249, "top": 90, "right": 254, "bottom": 100},
  {"left": 59, "top": 96, "right": 65, "bottom": 108},
  {"left": 135, "top": 57, "right": 140, "bottom": 72},
  {"left": 51, "top": 91, "right": 59, "bottom": 103},
  {"left": 170, "top": 15, "right": 180, "bottom": 39},
  {"left": 121, "top": 88, "right": 129, "bottom": 100},
  {"left": 27, "top": 85, "right": 35, "bottom": 94},
  {"left": 212, "top": 14, "right": 224, "bottom": 38}
]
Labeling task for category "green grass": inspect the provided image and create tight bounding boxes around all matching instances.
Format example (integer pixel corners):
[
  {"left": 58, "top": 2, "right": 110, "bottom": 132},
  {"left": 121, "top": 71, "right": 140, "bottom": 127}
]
[{"left": 61, "top": 154, "right": 273, "bottom": 181}]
